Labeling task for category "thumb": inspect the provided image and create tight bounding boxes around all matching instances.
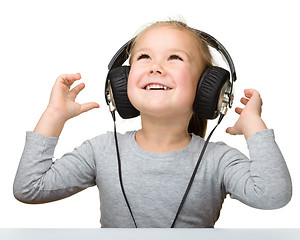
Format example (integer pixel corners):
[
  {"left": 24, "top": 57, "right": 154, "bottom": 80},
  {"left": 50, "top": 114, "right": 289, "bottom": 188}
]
[
  {"left": 79, "top": 102, "right": 100, "bottom": 114},
  {"left": 226, "top": 126, "right": 238, "bottom": 135}
]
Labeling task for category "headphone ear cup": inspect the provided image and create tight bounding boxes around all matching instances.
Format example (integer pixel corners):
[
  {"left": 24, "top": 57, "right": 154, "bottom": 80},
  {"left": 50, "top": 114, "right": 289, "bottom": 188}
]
[
  {"left": 107, "top": 66, "right": 140, "bottom": 119},
  {"left": 194, "top": 66, "right": 230, "bottom": 119}
]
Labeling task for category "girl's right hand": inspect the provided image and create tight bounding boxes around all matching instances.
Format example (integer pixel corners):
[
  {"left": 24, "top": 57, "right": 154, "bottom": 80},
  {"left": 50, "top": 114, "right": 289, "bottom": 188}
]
[
  {"left": 34, "top": 73, "right": 99, "bottom": 137},
  {"left": 47, "top": 73, "right": 100, "bottom": 122}
]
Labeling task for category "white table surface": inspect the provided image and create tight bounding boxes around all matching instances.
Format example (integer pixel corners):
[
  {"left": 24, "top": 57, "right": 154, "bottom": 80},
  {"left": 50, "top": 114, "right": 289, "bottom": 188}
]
[{"left": 1, "top": 228, "right": 300, "bottom": 240}]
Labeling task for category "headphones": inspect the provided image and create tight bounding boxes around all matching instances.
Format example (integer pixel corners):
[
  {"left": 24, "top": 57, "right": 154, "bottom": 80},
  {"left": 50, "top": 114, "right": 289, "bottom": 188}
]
[{"left": 105, "top": 28, "right": 237, "bottom": 120}]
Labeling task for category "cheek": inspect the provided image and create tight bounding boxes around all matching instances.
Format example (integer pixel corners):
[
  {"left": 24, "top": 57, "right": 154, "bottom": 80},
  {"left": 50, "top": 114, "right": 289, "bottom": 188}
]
[
  {"left": 127, "top": 73, "right": 134, "bottom": 101},
  {"left": 127, "top": 64, "right": 141, "bottom": 87},
  {"left": 127, "top": 69, "right": 140, "bottom": 105},
  {"left": 176, "top": 68, "right": 199, "bottom": 94},
  {"left": 175, "top": 68, "right": 200, "bottom": 109}
]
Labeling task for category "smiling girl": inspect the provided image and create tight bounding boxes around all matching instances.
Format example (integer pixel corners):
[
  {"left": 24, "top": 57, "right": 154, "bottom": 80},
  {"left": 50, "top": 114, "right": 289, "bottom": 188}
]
[{"left": 13, "top": 20, "right": 292, "bottom": 228}]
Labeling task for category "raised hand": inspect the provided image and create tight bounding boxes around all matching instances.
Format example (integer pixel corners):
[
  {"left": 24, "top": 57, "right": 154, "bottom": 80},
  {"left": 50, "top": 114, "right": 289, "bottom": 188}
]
[
  {"left": 226, "top": 89, "right": 267, "bottom": 139},
  {"left": 34, "top": 73, "right": 99, "bottom": 137},
  {"left": 48, "top": 73, "right": 99, "bottom": 121}
]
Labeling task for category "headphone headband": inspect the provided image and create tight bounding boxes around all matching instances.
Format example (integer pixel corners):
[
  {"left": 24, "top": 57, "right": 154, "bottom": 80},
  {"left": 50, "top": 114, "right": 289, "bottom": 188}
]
[
  {"left": 197, "top": 31, "right": 236, "bottom": 82},
  {"left": 105, "top": 27, "right": 237, "bottom": 119},
  {"left": 108, "top": 40, "right": 132, "bottom": 70}
]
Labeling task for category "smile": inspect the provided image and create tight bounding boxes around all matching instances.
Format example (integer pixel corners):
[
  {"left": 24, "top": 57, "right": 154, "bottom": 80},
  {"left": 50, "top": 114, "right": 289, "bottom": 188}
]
[{"left": 144, "top": 83, "right": 171, "bottom": 90}]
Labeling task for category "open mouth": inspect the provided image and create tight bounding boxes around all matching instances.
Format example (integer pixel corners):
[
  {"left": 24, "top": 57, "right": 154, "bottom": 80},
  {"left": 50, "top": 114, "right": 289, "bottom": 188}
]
[{"left": 144, "top": 83, "right": 171, "bottom": 90}]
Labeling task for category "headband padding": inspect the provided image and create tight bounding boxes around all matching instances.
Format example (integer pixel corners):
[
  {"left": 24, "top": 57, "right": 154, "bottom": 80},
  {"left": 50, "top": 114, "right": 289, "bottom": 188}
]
[
  {"left": 193, "top": 66, "right": 230, "bottom": 119},
  {"left": 107, "top": 66, "right": 140, "bottom": 119}
]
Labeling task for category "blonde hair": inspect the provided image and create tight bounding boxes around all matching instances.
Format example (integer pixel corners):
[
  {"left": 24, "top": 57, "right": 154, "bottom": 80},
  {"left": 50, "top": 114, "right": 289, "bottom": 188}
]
[{"left": 129, "top": 20, "right": 213, "bottom": 138}]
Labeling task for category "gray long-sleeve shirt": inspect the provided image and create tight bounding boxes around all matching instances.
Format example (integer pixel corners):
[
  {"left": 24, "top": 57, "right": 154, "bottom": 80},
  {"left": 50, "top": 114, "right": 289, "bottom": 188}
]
[{"left": 13, "top": 129, "right": 292, "bottom": 228}]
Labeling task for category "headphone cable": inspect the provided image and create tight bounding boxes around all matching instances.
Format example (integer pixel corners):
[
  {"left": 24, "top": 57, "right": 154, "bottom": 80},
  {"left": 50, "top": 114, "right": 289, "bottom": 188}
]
[
  {"left": 112, "top": 111, "right": 224, "bottom": 228},
  {"left": 170, "top": 113, "right": 224, "bottom": 227},
  {"left": 112, "top": 111, "right": 138, "bottom": 228}
]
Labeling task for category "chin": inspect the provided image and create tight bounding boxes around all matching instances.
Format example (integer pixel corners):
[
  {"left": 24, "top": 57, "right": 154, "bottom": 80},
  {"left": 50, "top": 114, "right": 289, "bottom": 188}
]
[{"left": 141, "top": 107, "right": 185, "bottom": 119}]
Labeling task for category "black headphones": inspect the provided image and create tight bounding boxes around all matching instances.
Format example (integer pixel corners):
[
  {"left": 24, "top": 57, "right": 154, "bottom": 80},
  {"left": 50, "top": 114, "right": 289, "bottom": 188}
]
[{"left": 105, "top": 28, "right": 237, "bottom": 120}]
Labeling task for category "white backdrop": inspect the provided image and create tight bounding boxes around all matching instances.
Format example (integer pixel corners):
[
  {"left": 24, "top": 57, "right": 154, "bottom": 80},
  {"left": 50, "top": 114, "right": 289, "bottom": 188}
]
[{"left": 0, "top": 0, "right": 299, "bottom": 228}]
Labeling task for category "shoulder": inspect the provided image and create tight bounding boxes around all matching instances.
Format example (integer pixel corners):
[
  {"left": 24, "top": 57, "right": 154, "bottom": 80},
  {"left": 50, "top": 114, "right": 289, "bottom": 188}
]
[
  {"left": 190, "top": 133, "right": 240, "bottom": 158},
  {"left": 208, "top": 129, "right": 275, "bottom": 155},
  {"left": 88, "top": 131, "right": 136, "bottom": 150},
  {"left": 192, "top": 134, "right": 247, "bottom": 169},
  {"left": 90, "top": 131, "right": 135, "bottom": 142}
]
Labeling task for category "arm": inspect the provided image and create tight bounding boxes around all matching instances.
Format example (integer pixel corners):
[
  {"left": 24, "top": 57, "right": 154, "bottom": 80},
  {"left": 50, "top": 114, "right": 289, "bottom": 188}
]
[
  {"left": 220, "top": 89, "right": 292, "bottom": 209},
  {"left": 13, "top": 133, "right": 97, "bottom": 203},
  {"left": 14, "top": 73, "right": 99, "bottom": 203},
  {"left": 215, "top": 130, "right": 292, "bottom": 209}
]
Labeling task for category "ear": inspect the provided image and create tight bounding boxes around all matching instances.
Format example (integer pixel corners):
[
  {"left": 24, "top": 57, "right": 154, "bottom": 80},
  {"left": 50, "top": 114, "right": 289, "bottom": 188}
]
[
  {"left": 107, "top": 66, "right": 140, "bottom": 119},
  {"left": 193, "top": 66, "right": 230, "bottom": 119}
]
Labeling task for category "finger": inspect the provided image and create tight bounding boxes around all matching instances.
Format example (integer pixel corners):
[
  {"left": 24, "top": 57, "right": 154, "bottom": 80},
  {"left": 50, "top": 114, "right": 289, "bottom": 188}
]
[
  {"left": 226, "top": 126, "right": 238, "bottom": 135},
  {"left": 240, "top": 97, "right": 249, "bottom": 105},
  {"left": 244, "top": 89, "right": 254, "bottom": 98},
  {"left": 57, "top": 73, "right": 81, "bottom": 87},
  {"left": 80, "top": 102, "right": 100, "bottom": 114},
  {"left": 62, "top": 72, "right": 81, "bottom": 81},
  {"left": 235, "top": 107, "right": 243, "bottom": 115},
  {"left": 70, "top": 82, "right": 85, "bottom": 99},
  {"left": 245, "top": 89, "right": 263, "bottom": 107},
  {"left": 244, "top": 88, "right": 261, "bottom": 99}
]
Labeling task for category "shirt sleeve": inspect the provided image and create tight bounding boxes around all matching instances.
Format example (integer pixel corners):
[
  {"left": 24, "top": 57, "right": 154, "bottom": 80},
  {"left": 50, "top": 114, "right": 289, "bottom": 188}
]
[
  {"left": 13, "top": 131, "right": 97, "bottom": 204},
  {"left": 213, "top": 129, "right": 292, "bottom": 210}
]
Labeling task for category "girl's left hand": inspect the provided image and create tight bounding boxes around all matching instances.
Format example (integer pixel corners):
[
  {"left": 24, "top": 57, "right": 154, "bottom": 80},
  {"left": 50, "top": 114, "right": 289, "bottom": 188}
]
[{"left": 226, "top": 89, "right": 268, "bottom": 139}]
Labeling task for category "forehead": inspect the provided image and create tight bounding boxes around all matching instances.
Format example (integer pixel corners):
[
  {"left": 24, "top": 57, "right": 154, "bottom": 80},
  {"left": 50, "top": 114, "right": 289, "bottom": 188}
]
[{"left": 133, "top": 25, "right": 202, "bottom": 54}]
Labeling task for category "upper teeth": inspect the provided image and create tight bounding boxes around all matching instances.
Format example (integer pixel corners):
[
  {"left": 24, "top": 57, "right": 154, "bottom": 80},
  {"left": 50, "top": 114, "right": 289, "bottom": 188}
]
[{"left": 146, "top": 84, "right": 170, "bottom": 90}]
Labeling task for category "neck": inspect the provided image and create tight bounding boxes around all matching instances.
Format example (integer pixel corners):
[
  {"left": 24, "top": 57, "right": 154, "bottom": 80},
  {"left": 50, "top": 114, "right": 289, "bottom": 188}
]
[{"left": 135, "top": 113, "right": 192, "bottom": 153}]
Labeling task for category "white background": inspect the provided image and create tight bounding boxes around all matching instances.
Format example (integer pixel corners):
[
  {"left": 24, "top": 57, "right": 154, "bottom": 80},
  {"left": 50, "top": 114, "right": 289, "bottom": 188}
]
[{"left": 0, "top": 0, "right": 299, "bottom": 228}]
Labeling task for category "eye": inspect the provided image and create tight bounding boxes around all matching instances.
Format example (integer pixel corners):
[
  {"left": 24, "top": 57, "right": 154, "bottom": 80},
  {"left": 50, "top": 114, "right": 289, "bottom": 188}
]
[
  {"left": 137, "top": 54, "right": 151, "bottom": 60},
  {"left": 168, "top": 54, "right": 183, "bottom": 61}
]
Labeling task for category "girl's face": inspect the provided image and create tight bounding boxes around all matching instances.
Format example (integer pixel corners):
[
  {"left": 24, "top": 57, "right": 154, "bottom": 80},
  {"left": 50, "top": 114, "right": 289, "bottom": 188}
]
[{"left": 128, "top": 25, "right": 203, "bottom": 119}]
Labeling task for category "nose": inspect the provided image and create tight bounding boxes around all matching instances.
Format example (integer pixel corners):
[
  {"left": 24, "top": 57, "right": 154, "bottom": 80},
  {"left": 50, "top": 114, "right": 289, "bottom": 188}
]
[
  {"left": 149, "top": 62, "right": 164, "bottom": 75},
  {"left": 149, "top": 69, "right": 162, "bottom": 75}
]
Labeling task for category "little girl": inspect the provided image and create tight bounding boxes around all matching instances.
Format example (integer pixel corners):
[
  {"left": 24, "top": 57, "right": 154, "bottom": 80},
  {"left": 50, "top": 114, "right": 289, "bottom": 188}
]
[{"left": 13, "top": 20, "right": 292, "bottom": 228}]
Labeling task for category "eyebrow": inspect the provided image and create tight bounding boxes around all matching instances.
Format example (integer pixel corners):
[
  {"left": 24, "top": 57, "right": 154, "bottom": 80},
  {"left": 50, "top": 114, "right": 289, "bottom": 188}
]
[
  {"left": 169, "top": 48, "right": 190, "bottom": 57},
  {"left": 132, "top": 48, "right": 191, "bottom": 60}
]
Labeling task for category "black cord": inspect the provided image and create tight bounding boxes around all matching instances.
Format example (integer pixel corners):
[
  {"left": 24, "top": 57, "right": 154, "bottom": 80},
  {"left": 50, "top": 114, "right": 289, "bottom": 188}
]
[
  {"left": 112, "top": 111, "right": 138, "bottom": 228},
  {"left": 170, "top": 114, "right": 224, "bottom": 228},
  {"left": 112, "top": 110, "right": 224, "bottom": 228}
]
